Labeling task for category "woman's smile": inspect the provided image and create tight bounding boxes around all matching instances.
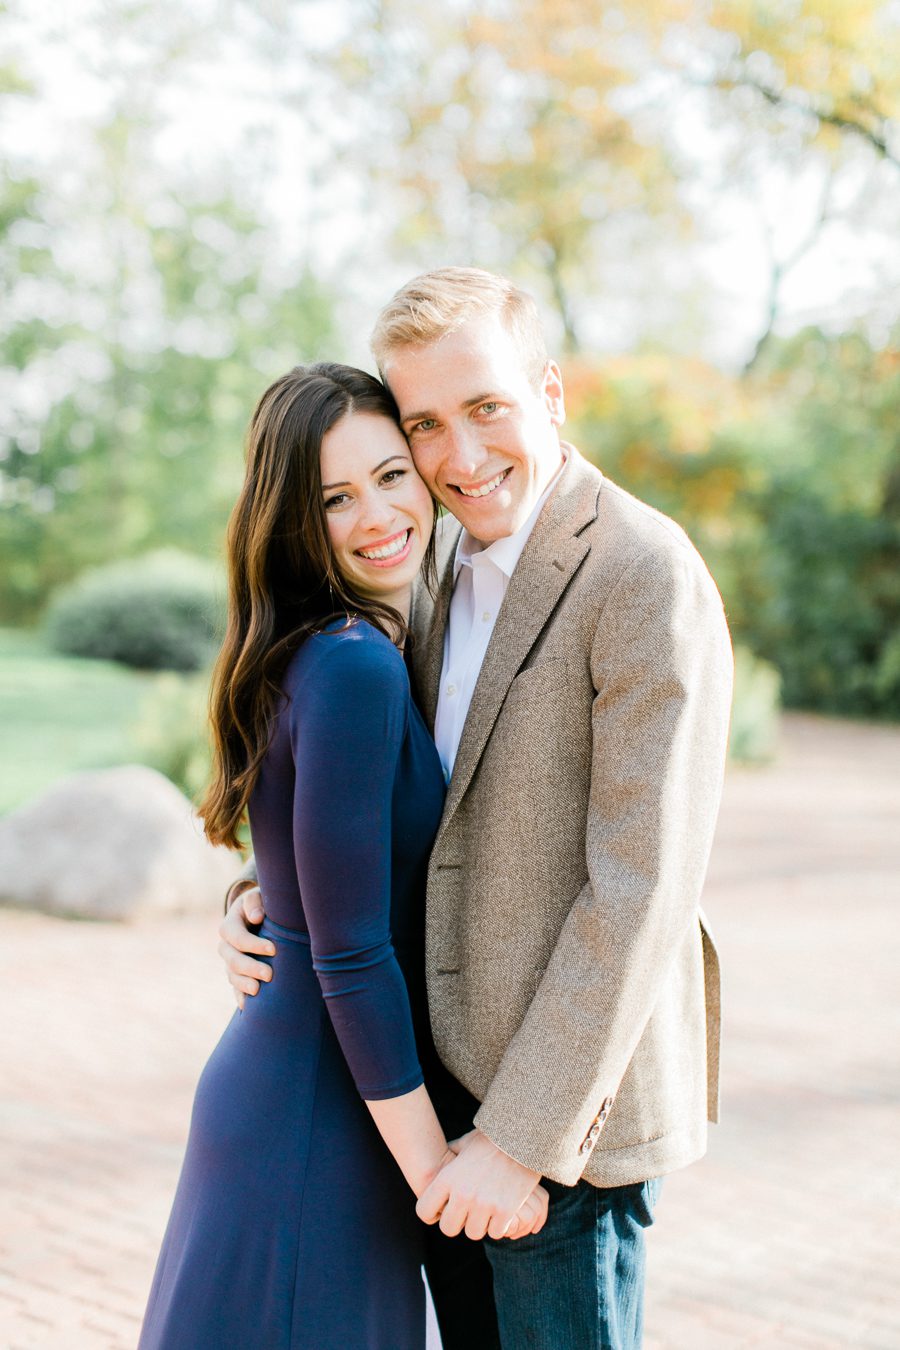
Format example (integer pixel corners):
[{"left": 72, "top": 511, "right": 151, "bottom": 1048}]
[
  {"left": 355, "top": 527, "right": 414, "bottom": 566},
  {"left": 320, "top": 410, "right": 435, "bottom": 616}
]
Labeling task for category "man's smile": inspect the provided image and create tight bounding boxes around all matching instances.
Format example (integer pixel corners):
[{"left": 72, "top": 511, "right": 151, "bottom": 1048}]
[{"left": 453, "top": 467, "right": 512, "bottom": 499}]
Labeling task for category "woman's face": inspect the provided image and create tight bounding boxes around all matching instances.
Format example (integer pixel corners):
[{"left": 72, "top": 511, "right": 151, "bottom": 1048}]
[{"left": 320, "top": 411, "right": 434, "bottom": 609}]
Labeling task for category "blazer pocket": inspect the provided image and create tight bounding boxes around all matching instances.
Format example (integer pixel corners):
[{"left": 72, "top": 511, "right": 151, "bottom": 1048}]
[{"left": 507, "top": 657, "right": 571, "bottom": 698}]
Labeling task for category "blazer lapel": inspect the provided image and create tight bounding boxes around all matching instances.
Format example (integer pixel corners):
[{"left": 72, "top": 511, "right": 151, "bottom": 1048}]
[
  {"left": 410, "top": 515, "right": 460, "bottom": 732},
  {"left": 440, "top": 450, "right": 602, "bottom": 828}
]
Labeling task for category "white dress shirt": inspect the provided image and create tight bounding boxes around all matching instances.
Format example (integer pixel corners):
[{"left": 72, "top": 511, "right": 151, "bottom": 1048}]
[{"left": 434, "top": 452, "right": 567, "bottom": 780}]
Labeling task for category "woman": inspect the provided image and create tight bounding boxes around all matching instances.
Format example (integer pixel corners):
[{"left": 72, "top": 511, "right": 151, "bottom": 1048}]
[{"left": 138, "top": 364, "right": 543, "bottom": 1350}]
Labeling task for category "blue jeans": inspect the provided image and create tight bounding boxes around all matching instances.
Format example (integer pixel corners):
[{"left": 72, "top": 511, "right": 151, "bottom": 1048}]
[
  {"left": 423, "top": 1071, "right": 660, "bottom": 1349},
  {"left": 424, "top": 1175, "right": 661, "bottom": 1350},
  {"left": 485, "top": 1176, "right": 660, "bottom": 1349}
]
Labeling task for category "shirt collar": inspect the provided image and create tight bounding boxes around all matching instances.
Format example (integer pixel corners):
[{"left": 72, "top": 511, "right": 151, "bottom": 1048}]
[{"left": 452, "top": 447, "right": 568, "bottom": 582}]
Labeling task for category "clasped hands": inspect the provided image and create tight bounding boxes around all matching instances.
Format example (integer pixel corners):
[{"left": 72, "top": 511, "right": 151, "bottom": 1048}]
[
  {"left": 418, "top": 1129, "right": 548, "bottom": 1241},
  {"left": 219, "top": 887, "right": 548, "bottom": 1242}
]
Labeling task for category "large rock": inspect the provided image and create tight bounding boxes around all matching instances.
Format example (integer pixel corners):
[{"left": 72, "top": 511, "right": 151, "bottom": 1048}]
[{"left": 0, "top": 765, "right": 243, "bottom": 920}]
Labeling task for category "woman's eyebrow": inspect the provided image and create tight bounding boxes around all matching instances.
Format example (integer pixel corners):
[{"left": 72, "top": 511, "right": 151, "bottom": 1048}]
[{"left": 322, "top": 454, "right": 408, "bottom": 491}]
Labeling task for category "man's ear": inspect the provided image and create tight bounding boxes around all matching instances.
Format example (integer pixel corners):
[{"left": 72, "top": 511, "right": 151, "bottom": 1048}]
[{"left": 541, "top": 360, "right": 566, "bottom": 428}]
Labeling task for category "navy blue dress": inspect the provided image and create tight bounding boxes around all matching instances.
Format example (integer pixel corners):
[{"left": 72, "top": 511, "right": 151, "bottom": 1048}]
[{"left": 139, "top": 621, "right": 446, "bottom": 1349}]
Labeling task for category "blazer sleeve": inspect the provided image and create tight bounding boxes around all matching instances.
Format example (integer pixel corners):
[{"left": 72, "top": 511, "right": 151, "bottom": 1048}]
[
  {"left": 288, "top": 634, "right": 424, "bottom": 1102},
  {"left": 473, "top": 541, "right": 733, "bottom": 1181}
]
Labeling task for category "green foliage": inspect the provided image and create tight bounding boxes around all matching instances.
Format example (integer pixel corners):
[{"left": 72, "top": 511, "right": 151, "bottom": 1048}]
[
  {"left": 0, "top": 626, "right": 157, "bottom": 815},
  {"left": 44, "top": 551, "right": 223, "bottom": 672},
  {"left": 729, "top": 485, "right": 900, "bottom": 717},
  {"left": 0, "top": 168, "right": 341, "bottom": 622},
  {"left": 727, "top": 333, "right": 900, "bottom": 717},
  {"left": 130, "top": 670, "right": 212, "bottom": 801},
  {"left": 568, "top": 330, "right": 900, "bottom": 720},
  {"left": 729, "top": 646, "right": 781, "bottom": 764}
]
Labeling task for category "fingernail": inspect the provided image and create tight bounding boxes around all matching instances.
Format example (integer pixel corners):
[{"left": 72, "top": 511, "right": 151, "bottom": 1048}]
[{"left": 250, "top": 907, "right": 264, "bottom": 921}]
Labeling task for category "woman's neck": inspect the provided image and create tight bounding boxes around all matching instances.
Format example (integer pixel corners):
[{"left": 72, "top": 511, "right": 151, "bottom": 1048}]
[{"left": 382, "top": 584, "right": 412, "bottom": 630}]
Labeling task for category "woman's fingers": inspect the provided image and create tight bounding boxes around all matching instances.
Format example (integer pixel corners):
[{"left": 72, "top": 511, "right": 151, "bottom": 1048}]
[{"left": 501, "top": 1183, "right": 549, "bottom": 1239}]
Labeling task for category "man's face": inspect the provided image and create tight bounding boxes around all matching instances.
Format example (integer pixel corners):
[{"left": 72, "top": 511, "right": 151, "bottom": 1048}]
[{"left": 382, "top": 313, "right": 565, "bottom": 545}]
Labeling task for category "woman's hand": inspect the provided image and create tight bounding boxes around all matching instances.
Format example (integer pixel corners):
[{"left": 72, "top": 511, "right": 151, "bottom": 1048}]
[{"left": 446, "top": 1131, "right": 475, "bottom": 1156}]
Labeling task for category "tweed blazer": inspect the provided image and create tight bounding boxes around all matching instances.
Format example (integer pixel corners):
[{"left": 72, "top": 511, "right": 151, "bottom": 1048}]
[{"left": 407, "top": 446, "right": 733, "bottom": 1187}]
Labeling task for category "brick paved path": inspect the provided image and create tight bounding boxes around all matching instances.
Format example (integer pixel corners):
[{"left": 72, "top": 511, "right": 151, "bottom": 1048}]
[{"left": 2, "top": 714, "right": 898, "bottom": 1349}]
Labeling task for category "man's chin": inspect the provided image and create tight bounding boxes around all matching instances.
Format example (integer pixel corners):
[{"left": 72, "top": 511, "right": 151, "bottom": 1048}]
[{"left": 445, "top": 498, "right": 523, "bottom": 542}]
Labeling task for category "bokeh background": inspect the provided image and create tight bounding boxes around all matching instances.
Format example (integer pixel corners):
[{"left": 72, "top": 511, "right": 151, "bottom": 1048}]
[{"left": 1, "top": 3, "right": 898, "bottom": 1348}]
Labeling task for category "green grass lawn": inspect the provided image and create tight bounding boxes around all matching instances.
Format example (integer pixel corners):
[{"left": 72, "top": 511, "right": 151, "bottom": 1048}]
[{"left": 0, "top": 627, "right": 161, "bottom": 815}]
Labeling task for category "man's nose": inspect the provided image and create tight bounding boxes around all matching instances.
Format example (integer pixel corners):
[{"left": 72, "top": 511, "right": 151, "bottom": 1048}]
[{"left": 443, "top": 420, "right": 484, "bottom": 479}]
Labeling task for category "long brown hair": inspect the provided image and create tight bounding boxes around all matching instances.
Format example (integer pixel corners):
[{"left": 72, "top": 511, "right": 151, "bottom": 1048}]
[{"left": 200, "top": 362, "right": 437, "bottom": 849}]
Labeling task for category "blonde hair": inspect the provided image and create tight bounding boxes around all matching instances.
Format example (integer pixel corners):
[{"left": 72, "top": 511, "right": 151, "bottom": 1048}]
[{"left": 371, "top": 267, "right": 548, "bottom": 387}]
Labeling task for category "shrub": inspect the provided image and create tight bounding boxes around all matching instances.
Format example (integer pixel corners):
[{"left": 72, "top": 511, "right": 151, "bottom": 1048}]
[
  {"left": 131, "top": 670, "right": 212, "bottom": 800},
  {"left": 45, "top": 550, "right": 223, "bottom": 672},
  {"left": 728, "top": 645, "right": 781, "bottom": 763},
  {"left": 726, "top": 483, "right": 900, "bottom": 718}
]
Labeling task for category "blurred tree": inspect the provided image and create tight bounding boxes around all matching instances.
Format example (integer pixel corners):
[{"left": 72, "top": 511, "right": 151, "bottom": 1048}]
[
  {"left": 0, "top": 4, "right": 341, "bottom": 621},
  {"left": 699, "top": 0, "right": 900, "bottom": 167},
  {"left": 0, "top": 162, "right": 340, "bottom": 618},
  {"left": 726, "top": 329, "right": 900, "bottom": 715},
  {"left": 323, "top": 1, "right": 900, "bottom": 359},
  {"left": 568, "top": 328, "right": 900, "bottom": 717},
  {"left": 671, "top": 1, "right": 900, "bottom": 366},
  {"left": 329, "top": 0, "right": 690, "bottom": 350}
]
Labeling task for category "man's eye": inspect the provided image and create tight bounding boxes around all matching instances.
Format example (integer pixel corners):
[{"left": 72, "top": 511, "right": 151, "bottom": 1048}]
[
  {"left": 480, "top": 402, "right": 500, "bottom": 415},
  {"left": 413, "top": 419, "right": 437, "bottom": 433}
]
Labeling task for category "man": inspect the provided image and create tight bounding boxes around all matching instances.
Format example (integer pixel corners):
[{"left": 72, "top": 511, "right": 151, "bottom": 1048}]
[{"left": 219, "top": 268, "right": 733, "bottom": 1348}]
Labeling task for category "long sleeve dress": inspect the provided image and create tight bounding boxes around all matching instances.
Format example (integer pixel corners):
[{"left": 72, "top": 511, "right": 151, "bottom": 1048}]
[{"left": 139, "top": 620, "right": 447, "bottom": 1350}]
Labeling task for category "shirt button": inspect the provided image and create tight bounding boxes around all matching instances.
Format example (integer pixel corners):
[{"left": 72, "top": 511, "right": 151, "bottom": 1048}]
[
  {"left": 482, "top": 611, "right": 491, "bottom": 622},
  {"left": 446, "top": 684, "right": 457, "bottom": 697}
]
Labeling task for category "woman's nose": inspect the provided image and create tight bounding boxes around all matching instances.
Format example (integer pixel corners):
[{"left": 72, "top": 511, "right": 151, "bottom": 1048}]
[{"left": 359, "top": 491, "right": 396, "bottom": 533}]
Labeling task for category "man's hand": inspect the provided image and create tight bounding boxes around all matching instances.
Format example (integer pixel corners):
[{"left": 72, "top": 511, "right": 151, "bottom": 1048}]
[
  {"left": 218, "top": 885, "right": 275, "bottom": 1010},
  {"left": 416, "top": 1128, "right": 547, "bottom": 1241}
]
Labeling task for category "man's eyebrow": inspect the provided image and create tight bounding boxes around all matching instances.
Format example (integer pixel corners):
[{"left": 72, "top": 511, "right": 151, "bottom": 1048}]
[
  {"left": 322, "top": 454, "right": 407, "bottom": 490},
  {"left": 399, "top": 408, "right": 434, "bottom": 427},
  {"left": 400, "top": 393, "right": 501, "bottom": 425}
]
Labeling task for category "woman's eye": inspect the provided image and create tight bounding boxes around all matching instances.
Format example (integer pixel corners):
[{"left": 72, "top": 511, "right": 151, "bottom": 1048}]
[
  {"left": 324, "top": 494, "right": 347, "bottom": 510},
  {"left": 381, "top": 468, "right": 407, "bottom": 484}
]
